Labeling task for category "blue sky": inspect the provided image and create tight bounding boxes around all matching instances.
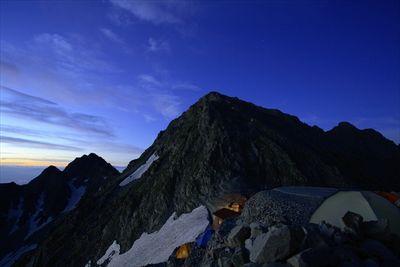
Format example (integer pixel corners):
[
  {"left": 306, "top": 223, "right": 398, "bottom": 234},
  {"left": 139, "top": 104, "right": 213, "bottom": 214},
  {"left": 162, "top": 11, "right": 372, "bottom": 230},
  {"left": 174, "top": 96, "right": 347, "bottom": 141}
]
[{"left": 1, "top": 0, "right": 399, "bottom": 183}]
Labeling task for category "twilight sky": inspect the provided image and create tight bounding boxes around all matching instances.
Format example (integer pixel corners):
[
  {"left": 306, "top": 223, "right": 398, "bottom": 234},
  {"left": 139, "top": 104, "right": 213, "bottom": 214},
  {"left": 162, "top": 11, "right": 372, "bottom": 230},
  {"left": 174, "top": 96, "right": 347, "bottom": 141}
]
[{"left": 1, "top": 0, "right": 399, "bottom": 183}]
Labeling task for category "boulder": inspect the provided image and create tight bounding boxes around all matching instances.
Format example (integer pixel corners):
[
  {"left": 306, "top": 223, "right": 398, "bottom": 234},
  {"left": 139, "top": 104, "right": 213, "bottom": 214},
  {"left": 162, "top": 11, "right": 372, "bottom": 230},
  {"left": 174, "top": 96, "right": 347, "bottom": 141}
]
[
  {"left": 241, "top": 191, "right": 323, "bottom": 226},
  {"left": 227, "top": 225, "right": 251, "bottom": 247},
  {"left": 249, "top": 225, "right": 304, "bottom": 264},
  {"left": 362, "top": 219, "right": 390, "bottom": 241},
  {"left": 245, "top": 238, "right": 254, "bottom": 251},
  {"left": 217, "top": 257, "right": 232, "bottom": 267},
  {"left": 318, "top": 221, "right": 347, "bottom": 245},
  {"left": 250, "top": 222, "right": 267, "bottom": 239},
  {"left": 286, "top": 246, "right": 332, "bottom": 267},
  {"left": 301, "top": 225, "right": 327, "bottom": 249},
  {"left": 318, "top": 222, "right": 336, "bottom": 239},
  {"left": 286, "top": 249, "right": 311, "bottom": 267},
  {"left": 184, "top": 246, "right": 206, "bottom": 267},
  {"left": 342, "top": 211, "right": 363, "bottom": 237},
  {"left": 231, "top": 247, "right": 249, "bottom": 267},
  {"left": 360, "top": 240, "right": 398, "bottom": 263},
  {"left": 385, "top": 233, "right": 400, "bottom": 255},
  {"left": 332, "top": 246, "right": 362, "bottom": 267},
  {"left": 219, "top": 218, "right": 238, "bottom": 238}
]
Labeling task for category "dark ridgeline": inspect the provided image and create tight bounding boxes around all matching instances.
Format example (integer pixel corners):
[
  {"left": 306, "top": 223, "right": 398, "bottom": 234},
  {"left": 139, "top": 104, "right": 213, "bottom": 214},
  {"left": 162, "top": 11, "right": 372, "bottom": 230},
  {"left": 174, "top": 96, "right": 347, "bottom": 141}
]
[
  {"left": 2, "top": 92, "right": 399, "bottom": 266},
  {"left": 0, "top": 154, "right": 119, "bottom": 265}
]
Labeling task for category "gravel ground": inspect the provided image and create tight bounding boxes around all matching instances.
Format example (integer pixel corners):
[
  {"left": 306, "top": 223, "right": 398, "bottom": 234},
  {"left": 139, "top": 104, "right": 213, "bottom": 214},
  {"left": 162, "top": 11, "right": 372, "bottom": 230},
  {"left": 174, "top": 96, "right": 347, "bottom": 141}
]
[{"left": 241, "top": 190, "right": 328, "bottom": 226}]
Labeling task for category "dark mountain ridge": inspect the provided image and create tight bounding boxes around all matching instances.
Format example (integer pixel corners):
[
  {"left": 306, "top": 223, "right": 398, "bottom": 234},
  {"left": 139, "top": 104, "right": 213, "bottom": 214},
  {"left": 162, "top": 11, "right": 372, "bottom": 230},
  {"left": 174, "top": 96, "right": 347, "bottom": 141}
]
[
  {"left": 0, "top": 154, "right": 119, "bottom": 265},
  {"left": 4, "top": 91, "right": 400, "bottom": 266}
]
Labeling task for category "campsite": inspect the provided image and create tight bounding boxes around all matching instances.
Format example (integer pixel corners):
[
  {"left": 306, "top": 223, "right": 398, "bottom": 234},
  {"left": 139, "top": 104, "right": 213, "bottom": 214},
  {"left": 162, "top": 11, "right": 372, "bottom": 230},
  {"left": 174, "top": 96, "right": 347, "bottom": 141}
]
[
  {"left": 164, "top": 187, "right": 400, "bottom": 266},
  {"left": 93, "top": 187, "right": 400, "bottom": 266}
]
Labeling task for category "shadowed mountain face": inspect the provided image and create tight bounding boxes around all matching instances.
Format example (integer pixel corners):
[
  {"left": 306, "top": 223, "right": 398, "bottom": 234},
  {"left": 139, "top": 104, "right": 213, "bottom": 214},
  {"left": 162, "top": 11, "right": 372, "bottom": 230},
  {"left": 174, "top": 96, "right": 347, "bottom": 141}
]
[
  {"left": 0, "top": 154, "right": 119, "bottom": 265},
  {"left": 6, "top": 92, "right": 400, "bottom": 266}
]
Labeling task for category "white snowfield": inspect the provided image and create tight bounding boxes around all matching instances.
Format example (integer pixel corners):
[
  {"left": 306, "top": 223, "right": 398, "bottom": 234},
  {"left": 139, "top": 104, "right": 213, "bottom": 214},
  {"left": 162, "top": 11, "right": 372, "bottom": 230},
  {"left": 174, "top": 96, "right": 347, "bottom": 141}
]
[
  {"left": 96, "top": 240, "right": 120, "bottom": 265},
  {"left": 103, "top": 205, "right": 209, "bottom": 267},
  {"left": 63, "top": 179, "right": 87, "bottom": 212},
  {"left": 8, "top": 198, "right": 23, "bottom": 234},
  {"left": 119, "top": 153, "right": 159, "bottom": 186},
  {"left": 25, "top": 193, "right": 53, "bottom": 239}
]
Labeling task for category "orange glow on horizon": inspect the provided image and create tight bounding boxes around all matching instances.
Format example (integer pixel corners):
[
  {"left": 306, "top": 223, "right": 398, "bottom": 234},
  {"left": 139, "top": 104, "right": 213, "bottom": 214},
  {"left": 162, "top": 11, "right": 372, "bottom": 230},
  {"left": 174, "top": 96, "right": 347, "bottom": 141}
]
[{"left": 0, "top": 158, "right": 68, "bottom": 167}]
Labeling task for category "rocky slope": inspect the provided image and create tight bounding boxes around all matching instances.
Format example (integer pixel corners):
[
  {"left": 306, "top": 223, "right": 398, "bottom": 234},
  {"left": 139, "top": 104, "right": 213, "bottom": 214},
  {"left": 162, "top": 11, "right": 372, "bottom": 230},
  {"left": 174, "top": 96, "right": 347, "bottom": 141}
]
[
  {"left": 8, "top": 91, "right": 400, "bottom": 266},
  {"left": 164, "top": 198, "right": 400, "bottom": 267},
  {"left": 0, "top": 153, "right": 119, "bottom": 266}
]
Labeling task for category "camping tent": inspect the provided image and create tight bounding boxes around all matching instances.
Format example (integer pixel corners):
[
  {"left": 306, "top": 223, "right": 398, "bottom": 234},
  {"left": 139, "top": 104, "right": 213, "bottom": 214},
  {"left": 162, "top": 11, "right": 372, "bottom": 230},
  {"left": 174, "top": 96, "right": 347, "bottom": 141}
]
[
  {"left": 196, "top": 226, "right": 214, "bottom": 248},
  {"left": 176, "top": 243, "right": 191, "bottom": 260},
  {"left": 310, "top": 191, "right": 400, "bottom": 236},
  {"left": 212, "top": 208, "right": 240, "bottom": 229}
]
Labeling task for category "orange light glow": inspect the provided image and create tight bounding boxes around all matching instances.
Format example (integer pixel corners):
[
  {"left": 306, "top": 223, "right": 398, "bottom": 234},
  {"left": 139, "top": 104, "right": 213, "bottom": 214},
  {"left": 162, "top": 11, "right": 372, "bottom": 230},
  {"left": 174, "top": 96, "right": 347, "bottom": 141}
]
[{"left": 0, "top": 158, "right": 68, "bottom": 167}]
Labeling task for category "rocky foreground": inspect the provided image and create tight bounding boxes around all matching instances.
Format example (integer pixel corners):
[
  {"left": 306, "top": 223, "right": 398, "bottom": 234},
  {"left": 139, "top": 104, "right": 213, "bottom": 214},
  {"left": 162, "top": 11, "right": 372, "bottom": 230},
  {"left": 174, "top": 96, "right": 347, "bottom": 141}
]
[{"left": 164, "top": 196, "right": 400, "bottom": 267}]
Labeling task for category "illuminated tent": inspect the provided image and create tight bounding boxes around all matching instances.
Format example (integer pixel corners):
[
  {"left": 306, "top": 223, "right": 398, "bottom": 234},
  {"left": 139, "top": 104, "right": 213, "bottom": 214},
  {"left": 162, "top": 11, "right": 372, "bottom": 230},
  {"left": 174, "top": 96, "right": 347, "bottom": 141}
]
[
  {"left": 196, "top": 226, "right": 214, "bottom": 248},
  {"left": 176, "top": 243, "right": 191, "bottom": 260},
  {"left": 310, "top": 191, "right": 400, "bottom": 236},
  {"left": 376, "top": 191, "right": 400, "bottom": 207},
  {"left": 212, "top": 208, "right": 240, "bottom": 229}
]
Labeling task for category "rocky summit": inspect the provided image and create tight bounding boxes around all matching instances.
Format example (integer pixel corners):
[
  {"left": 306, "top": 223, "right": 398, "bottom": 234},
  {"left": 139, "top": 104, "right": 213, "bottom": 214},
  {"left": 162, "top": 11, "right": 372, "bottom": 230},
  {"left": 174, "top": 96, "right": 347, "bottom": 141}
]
[{"left": 1, "top": 92, "right": 399, "bottom": 267}]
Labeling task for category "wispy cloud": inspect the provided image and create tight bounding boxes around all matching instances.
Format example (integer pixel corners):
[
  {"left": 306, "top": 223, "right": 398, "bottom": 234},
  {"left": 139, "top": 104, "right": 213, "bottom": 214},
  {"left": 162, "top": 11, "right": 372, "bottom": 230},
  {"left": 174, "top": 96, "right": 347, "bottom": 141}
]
[
  {"left": 0, "top": 86, "right": 114, "bottom": 137},
  {"left": 0, "top": 123, "right": 144, "bottom": 165},
  {"left": 0, "top": 124, "right": 87, "bottom": 144},
  {"left": 100, "top": 28, "right": 125, "bottom": 44},
  {"left": 1, "top": 136, "right": 82, "bottom": 151},
  {"left": 109, "top": 0, "right": 184, "bottom": 25},
  {"left": 135, "top": 74, "right": 203, "bottom": 119},
  {"left": 136, "top": 74, "right": 180, "bottom": 118},
  {"left": 147, "top": 38, "right": 170, "bottom": 52},
  {"left": 172, "top": 82, "right": 200, "bottom": 91},
  {"left": 32, "top": 33, "right": 119, "bottom": 75}
]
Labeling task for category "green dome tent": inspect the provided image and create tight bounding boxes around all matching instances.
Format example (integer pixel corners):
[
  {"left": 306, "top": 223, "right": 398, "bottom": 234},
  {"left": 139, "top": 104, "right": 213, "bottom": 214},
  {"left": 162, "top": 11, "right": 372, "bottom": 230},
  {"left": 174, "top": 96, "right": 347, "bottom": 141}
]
[{"left": 310, "top": 191, "right": 400, "bottom": 236}]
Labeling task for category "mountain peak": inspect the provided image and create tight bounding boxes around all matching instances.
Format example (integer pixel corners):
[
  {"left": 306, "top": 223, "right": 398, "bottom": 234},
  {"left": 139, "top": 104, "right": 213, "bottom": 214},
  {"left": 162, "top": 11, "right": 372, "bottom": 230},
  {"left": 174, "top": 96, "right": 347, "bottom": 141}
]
[
  {"left": 88, "top": 152, "right": 100, "bottom": 158},
  {"left": 328, "top": 122, "right": 359, "bottom": 135},
  {"left": 196, "top": 91, "right": 237, "bottom": 107},
  {"left": 41, "top": 165, "right": 62, "bottom": 176},
  {"left": 63, "top": 153, "right": 119, "bottom": 180},
  {"left": 201, "top": 91, "right": 226, "bottom": 100},
  {"left": 337, "top": 121, "right": 357, "bottom": 129},
  {"left": 65, "top": 153, "right": 106, "bottom": 169}
]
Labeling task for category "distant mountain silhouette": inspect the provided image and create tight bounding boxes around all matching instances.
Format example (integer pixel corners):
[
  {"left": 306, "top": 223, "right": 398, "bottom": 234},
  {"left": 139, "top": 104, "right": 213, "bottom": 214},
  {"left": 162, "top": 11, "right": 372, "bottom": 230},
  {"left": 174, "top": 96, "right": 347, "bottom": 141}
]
[{"left": 0, "top": 154, "right": 118, "bottom": 264}]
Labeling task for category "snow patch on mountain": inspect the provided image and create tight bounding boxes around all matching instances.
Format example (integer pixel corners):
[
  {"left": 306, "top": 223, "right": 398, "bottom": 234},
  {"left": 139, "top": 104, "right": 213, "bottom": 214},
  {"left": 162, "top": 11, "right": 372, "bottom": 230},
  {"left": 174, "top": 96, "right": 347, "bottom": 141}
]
[
  {"left": 96, "top": 240, "right": 120, "bottom": 265},
  {"left": 8, "top": 198, "right": 23, "bottom": 235},
  {"left": 63, "top": 179, "right": 87, "bottom": 212},
  {"left": 0, "top": 244, "right": 37, "bottom": 267},
  {"left": 105, "top": 205, "right": 209, "bottom": 267},
  {"left": 119, "top": 153, "right": 159, "bottom": 186},
  {"left": 25, "top": 194, "right": 53, "bottom": 239}
]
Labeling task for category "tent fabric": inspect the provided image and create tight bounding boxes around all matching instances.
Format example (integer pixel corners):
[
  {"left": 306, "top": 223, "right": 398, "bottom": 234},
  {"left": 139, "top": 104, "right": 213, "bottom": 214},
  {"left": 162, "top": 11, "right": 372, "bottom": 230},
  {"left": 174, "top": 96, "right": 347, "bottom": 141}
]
[
  {"left": 176, "top": 244, "right": 191, "bottom": 259},
  {"left": 273, "top": 186, "right": 338, "bottom": 199},
  {"left": 213, "top": 208, "right": 240, "bottom": 220},
  {"left": 310, "top": 191, "right": 400, "bottom": 236},
  {"left": 196, "top": 226, "right": 214, "bottom": 247},
  {"left": 376, "top": 191, "right": 400, "bottom": 204}
]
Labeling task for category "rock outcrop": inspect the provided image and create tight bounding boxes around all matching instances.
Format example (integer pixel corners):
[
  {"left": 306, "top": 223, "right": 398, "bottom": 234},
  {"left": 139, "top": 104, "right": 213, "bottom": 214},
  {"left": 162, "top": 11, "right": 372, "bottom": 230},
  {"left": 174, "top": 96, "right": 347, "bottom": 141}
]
[{"left": 165, "top": 208, "right": 400, "bottom": 267}]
